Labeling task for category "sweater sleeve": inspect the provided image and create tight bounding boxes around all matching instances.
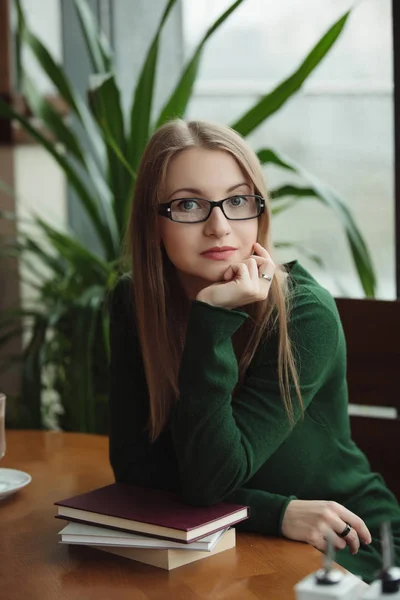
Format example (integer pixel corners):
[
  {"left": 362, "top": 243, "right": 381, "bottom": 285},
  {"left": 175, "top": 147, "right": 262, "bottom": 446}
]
[{"left": 171, "top": 290, "right": 340, "bottom": 515}]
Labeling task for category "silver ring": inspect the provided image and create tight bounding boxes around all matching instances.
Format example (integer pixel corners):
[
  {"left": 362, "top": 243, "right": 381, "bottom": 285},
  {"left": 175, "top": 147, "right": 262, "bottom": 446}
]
[
  {"left": 260, "top": 273, "right": 272, "bottom": 282},
  {"left": 338, "top": 523, "right": 352, "bottom": 538}
]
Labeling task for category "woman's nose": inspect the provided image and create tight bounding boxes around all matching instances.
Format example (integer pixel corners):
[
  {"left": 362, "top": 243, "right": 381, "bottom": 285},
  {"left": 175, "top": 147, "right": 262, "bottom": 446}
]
[{"left": 203, "top": 206, "right": 231, "bottom": 235}]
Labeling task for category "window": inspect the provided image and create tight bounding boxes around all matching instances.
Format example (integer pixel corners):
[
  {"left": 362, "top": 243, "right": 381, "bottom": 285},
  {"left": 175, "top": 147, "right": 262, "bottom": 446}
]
[{"left": 182, "top": 0, "right": 394, "bottom": 298}]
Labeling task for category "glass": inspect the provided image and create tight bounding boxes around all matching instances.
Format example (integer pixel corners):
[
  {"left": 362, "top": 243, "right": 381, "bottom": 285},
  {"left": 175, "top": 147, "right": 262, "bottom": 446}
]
[
  {"left": 182, "top": 0, "right": 394, "bottom": 299},
  {"left": 0, "top": 394, "right": 5, "bottom": 460},
  {"left": 158, "top": 194, "right": 265, "bottom": 223}
]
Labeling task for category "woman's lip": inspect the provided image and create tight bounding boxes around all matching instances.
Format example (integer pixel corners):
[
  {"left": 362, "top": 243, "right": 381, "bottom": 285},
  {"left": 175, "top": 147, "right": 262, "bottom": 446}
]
[{"left": 201, "top": 250, "right": 237, "bottom": 260}]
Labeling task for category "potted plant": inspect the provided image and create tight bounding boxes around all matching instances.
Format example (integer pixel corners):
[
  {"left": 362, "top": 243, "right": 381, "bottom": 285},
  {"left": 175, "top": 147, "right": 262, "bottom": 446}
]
[{"left": 0, "top": 0, "right": 375, "bottom": 432}]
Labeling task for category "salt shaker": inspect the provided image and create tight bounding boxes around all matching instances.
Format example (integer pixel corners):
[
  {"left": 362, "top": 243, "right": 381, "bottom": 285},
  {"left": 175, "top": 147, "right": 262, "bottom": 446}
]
[{"left": 294, "top": 532, "right": 366, "bottom": 600}]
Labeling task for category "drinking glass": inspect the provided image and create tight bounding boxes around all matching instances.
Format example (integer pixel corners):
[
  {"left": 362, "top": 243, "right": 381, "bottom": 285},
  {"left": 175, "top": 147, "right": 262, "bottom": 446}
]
[{"left": 0, "top": 393, "right": 6, "bottom": 460}]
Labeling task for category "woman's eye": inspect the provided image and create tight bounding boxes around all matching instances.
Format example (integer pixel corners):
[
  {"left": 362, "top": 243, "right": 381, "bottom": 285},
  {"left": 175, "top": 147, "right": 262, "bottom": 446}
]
[
  {"left": 229, "top": 195, "right": 247, "bottom": 206},
  {"left": 177, "top": 200, "right": 199, "bottom": 211}
]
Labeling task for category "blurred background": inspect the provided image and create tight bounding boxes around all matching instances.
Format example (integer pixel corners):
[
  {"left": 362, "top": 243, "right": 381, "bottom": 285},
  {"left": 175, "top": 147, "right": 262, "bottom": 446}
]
[{"left": 0, "top": 0, "right": 398, "bottom": 433}]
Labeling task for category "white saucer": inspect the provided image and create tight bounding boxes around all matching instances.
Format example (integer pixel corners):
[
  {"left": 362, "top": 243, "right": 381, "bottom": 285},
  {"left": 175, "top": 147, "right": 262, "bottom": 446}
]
[{"left": 0, "top": 468, "right": 32, "bottom": 500}]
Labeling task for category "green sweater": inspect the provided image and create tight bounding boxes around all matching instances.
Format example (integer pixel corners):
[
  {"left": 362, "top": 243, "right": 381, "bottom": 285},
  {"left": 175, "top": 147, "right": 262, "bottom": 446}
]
[{"left": 108, "top": 261, "right": 400, "bottom": 582}]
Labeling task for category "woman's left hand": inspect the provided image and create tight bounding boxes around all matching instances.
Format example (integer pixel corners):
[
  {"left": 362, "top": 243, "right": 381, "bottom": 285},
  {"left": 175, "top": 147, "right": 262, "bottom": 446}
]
[{"left": 196, "top": 243, "right": 277, "bottom": 310}]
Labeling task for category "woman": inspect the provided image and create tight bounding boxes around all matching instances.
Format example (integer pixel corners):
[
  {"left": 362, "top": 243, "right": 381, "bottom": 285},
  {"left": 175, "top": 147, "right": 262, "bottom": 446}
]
[{"left": 108, "top": 119, "right": 400, "bottom": 582}]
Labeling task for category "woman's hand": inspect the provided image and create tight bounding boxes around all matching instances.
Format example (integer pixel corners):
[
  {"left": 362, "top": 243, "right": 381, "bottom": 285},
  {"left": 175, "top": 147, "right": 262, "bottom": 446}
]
[
  {"left": 196, "top": 243, "right": 277, "bottom": 310},
  {"left": 281, "top": 499, "right": 372, "bottom": 554}
]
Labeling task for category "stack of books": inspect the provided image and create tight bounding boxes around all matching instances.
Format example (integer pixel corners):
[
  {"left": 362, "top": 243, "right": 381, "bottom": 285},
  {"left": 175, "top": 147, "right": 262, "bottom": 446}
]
[{"left": 54, "top": 483, "right": 249, "bottom": 570}]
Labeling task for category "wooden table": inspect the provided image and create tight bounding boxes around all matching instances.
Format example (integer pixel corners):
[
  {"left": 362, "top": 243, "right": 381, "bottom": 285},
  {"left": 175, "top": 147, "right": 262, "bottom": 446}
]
[{"left": 0, "top": 430, "right": 364, "bottom": 600}]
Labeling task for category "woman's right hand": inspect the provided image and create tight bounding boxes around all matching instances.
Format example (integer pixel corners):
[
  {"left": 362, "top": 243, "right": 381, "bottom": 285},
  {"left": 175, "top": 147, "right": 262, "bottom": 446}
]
[{"left": 281, "top": 500, "right": 372, "bottom": 554}]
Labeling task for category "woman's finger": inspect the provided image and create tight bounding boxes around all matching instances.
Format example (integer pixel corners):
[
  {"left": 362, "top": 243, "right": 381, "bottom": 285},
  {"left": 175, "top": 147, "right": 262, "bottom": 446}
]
[
  {"left": 244, "top": 257, "right": 260, "bottom": 280},
  {"left": 247, "top": 255, "right": 268, "bottom": 267},
  {"left": 319, "top": 529, "right": 347, "bottom": 553},
  {"left": 224, "top": 262, "right": 250, "bottom": 282},
  {"left": 253, "top": 242, "right": 270, "bottom": 259},
  {"left": 334, "top": 503, "right": 372, "bottom": 544},
  {"left": 325, "top": 510, "right": 358, "bottom": 549},
  {"left": 340, "top": 525, "right": 361, "bottom": 555}
]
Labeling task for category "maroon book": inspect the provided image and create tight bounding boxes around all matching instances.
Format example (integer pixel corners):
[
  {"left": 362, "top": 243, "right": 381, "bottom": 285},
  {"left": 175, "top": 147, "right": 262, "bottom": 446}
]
[{"left": 54, "top": 483, "right": 249, "bottom": 543}]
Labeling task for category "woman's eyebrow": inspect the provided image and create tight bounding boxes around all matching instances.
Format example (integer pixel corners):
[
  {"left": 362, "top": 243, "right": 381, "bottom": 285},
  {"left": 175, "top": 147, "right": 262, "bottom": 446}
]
[
  {"left": 227, "top": 182, "right": 250, "bottom": 193},
  {"left": 167, "top": 182, "right": 250, "bottom": 200}
]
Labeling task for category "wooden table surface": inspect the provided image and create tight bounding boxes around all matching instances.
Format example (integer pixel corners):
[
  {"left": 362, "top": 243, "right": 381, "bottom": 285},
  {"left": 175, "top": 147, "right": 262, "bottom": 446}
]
[{"left": 0, "top": 430, "right": 363, "bottom": 600}]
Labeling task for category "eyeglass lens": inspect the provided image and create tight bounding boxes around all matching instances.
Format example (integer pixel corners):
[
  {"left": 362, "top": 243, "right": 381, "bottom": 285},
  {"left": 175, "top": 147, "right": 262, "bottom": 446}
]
[{"left": 170, "top": 195, "right": 260, "bottom": 222}]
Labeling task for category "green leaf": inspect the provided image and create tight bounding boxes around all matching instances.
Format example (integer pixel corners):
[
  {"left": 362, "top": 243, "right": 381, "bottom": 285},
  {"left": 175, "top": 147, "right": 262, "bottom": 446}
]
[
  {"left": 231, "top": 11, "right": 351, "bottom": 136},
  {"left": 15, "top": 0, "right": 23, "bottom": 90},
  {"left": 0, "top": 307, "right": 46, "bottom": 325},
  {"left": 16, "top": 7, "right": 105, "bottom": 169},
  {"left": 74, "top": 0, "right": 113, "bottom": 73},
  {"left": 259, "top": 148, "right": 376, "bottom": 297},
  {"left": 89, "top": 74, "right": 125, "bottom": 151},
  {"left": 0, "top": 97, "right": 115, "bottom": 257},
  {"left": 89, "top": 73, "right": 135, "bottom": 235},
  {"left": 275, "top": 241, "right": 324, "bottom": 268},
  {"left": 1, "top": 237, "right": 66, "bottom": 276},
  {"left": 128, "top": 0, "right": 177, "bottom": 169},
  {"left": 270, "top": 185, "right": 315, "bottom": 215},
  {"left": 33, "top": 217, "right": 113, "bottom": 279},
  {"left": 102, "top": 310, "right": 110, "bottom": 363},
  {"left": 270, "top": 197, "right": 297, "bottom": 216},
  {"left": 156, "top": 0, "right": 244, "bottom": 128},
  {"left": 15, "top": 4, "right": 116, "bottom": 244},
  {"left": 22, "top": 75, "right": 86, "bottom": 162},
  {"left": 276, "top": 241, "right": 349, "bottom": 296},
  {"left": 271, "top": 185, "right": 316, "bottom": 200},
  {"left": 16, "top": 0, "right": 75, "bottom": 109},
  {"left": 21, "top": 317, "right": 48, "bottom": 429},
  {"left": 67, "top": 295, "right": 103, "bottom": 432}
]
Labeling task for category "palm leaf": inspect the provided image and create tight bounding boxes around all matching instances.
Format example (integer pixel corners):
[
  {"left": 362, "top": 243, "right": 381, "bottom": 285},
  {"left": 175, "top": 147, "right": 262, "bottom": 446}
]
[
  {"left": 270, "top": 196, "right": 297, "bottom": 216},
  {"left": 156, "top": 0, "right": 244, "bottom": 128},
  {"left": 74, "top": 0, "right": 113, "bottom": 73},
  {"left": 128, "top": 0, "right": 177, "bottom": 169},
  {"left": 22, "top": 75, "right": 86, "bottom": 162},
  {"left": 20, "top": 27, "right": 105, "bottom": 167},
  {"left": 275, "top": 241, "right": 324, "bottom": 268},
  {"left": 276, "top": 241, "right": 349, "bottom": 296},
  {"left": 89, "top": 73, "right": 135, "bottom": 235},
  {"left": 0, "top": 97, "right": 114, "bottom": 257},
  {"left": 259, "top": 148, "right": 376, "bottom": 297},
  {"left": 1, "top": 237, "right": 66, "bottom": 276},
  {"left": 231, "top": 12, "right": 350, "bottom": 136},
  {"left": 33, "top": 217, "right": 113, "bottom": 279},
  {"left": 66, "top": 290, "right": 103, "bottom": 431},
  {"left": 21, "top": 316, "right": 48, "bottom": 428}
]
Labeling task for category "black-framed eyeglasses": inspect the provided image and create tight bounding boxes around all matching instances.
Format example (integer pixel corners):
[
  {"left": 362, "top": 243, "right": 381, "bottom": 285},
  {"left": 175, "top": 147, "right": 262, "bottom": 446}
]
[{"left": 158, "top": 194, "right": 265, "bottom": 223}]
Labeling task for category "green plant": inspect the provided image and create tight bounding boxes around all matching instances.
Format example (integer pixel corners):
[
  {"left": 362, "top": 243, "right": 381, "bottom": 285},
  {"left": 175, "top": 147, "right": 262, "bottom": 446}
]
[{"left": 0, "top": 0, "right": 376, "bottom": 431}]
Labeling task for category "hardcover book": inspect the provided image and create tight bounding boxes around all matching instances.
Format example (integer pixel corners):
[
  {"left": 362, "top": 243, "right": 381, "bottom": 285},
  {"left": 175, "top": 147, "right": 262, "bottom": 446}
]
[{"left": 55, "top": 483, "right": 249, "bottom": 543}]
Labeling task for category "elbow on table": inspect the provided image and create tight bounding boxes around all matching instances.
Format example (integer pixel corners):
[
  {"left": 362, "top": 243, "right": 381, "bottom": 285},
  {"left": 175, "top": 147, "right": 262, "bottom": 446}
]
[
  {"left": 179, "top": 463, "right": 247, "bottom": 506},
  {"left": 180, "top": 481, "right": 233, "bottom": 507},
  {"left": 182, "top": 488, "right": 222, "bottom": 507}
]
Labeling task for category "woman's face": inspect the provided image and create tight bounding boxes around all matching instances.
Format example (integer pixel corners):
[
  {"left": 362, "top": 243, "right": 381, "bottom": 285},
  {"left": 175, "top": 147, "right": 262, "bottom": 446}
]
[{"left": 159, "top": 147, "right": 259, "bottom": 300}]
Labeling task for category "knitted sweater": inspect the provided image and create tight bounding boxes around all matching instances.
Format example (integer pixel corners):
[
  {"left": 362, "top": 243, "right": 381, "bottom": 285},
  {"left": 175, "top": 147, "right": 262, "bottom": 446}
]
[{"left": 108, "top": 261, "right": 400, "bottom": 581}]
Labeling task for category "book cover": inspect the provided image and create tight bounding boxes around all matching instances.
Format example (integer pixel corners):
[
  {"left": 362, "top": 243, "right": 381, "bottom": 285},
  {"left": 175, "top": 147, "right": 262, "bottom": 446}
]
[
  {"left": 86, "top": 527, "right": 236, "bottom": 570},
  {"left": 55, "top": 483, "right": 249, "bottom": 542},
  {"left": 59, "top": 522, "right": 227, "bottom": 551}
]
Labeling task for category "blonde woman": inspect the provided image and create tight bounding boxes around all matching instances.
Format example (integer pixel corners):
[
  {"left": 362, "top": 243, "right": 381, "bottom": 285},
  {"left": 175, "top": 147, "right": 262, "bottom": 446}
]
[{"left": 108, "top": 119, "right": 400, "bottom": 582}]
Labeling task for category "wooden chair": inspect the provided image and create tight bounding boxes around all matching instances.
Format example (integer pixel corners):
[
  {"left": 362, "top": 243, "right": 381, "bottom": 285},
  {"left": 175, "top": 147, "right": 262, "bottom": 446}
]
[{"left": 335, "top": 298, "right": 400, "bottom": 501}]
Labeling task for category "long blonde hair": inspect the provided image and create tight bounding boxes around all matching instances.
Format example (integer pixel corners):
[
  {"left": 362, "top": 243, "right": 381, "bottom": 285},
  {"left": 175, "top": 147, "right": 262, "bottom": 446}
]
[{"left": 126, "top": 119, "right": 302, "bottom": 441}]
